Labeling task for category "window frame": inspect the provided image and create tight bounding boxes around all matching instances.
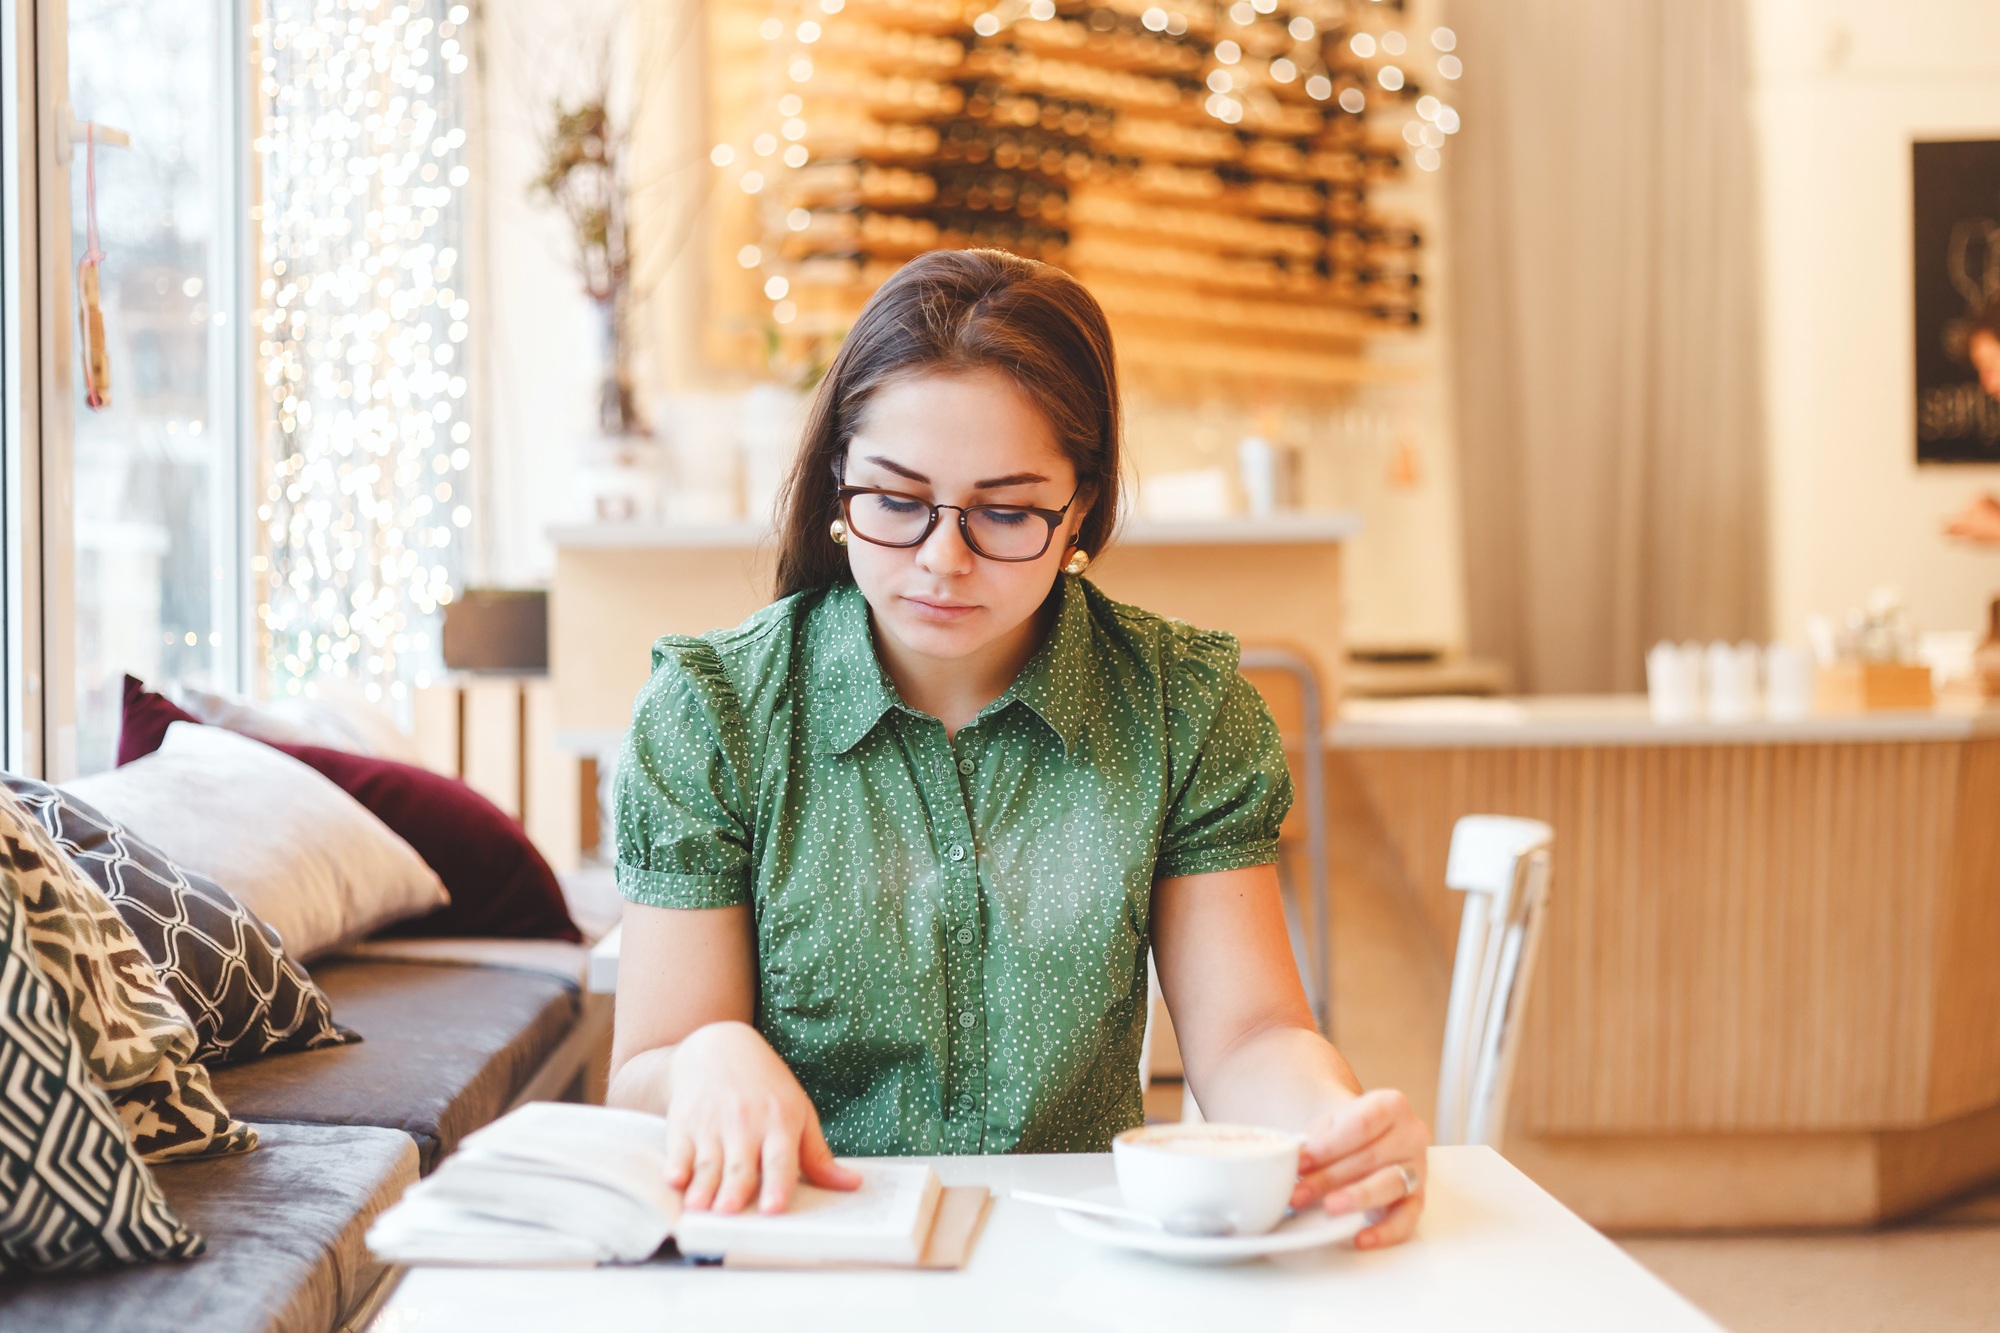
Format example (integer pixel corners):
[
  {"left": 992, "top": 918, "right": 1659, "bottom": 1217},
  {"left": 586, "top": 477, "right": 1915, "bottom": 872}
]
[{"left": 2, "top": 0, "right": 254, "bottom": 778}]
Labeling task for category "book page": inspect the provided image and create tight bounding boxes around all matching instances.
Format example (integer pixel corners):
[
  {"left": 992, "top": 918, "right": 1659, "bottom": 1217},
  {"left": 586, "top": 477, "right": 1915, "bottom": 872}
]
[{"left": 674, "top": 1161, "right": 941, "bottom": 1263}]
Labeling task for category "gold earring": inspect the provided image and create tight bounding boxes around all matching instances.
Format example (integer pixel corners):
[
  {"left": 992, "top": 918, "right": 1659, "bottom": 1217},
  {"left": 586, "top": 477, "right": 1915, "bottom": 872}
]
[
  {"left": 830, "top": 518, "right": 849, "bottom": 546},
  {"left": 1063, "top": 547, "right": 1091, "bottom": 576}
]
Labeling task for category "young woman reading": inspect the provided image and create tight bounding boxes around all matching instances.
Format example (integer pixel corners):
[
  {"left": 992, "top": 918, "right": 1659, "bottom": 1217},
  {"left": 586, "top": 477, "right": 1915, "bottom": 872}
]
[{"left": 608, "top": 250, "right": 1429, "bottom": 1249}]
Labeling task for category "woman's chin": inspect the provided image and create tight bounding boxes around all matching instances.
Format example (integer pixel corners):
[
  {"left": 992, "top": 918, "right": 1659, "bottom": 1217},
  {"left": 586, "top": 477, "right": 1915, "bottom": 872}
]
[{"left": 881, "top": 608, "right": 997, "bottom": 660}]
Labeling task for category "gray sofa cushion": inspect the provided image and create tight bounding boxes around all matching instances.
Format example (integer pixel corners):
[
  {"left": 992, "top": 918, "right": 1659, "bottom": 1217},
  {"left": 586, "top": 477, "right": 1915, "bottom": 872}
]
[
  {"left": 210, "top": 957, "right": 578, "bottom": 1171},
  {"left": 0, "top": 1121, "right": 417, "bottom": 1333}
]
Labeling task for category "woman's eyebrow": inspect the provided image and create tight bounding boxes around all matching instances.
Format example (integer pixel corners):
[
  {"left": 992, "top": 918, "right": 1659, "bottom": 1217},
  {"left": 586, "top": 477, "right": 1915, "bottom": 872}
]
[
  {"left": 857, "top": 456, "right": 1050, "bottom": 490},
  {"left": 860, "top": 455, "right": 929, "bottom": 482}
]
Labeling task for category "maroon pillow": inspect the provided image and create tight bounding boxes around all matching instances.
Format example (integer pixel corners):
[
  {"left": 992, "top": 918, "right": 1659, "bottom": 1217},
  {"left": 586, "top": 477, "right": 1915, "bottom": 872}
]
[
  {"left": 117, "top": 676, "right": 581, "bottom": 942},
  {"left": 117, "top": 673, "right": 201, "bottom": 765}
]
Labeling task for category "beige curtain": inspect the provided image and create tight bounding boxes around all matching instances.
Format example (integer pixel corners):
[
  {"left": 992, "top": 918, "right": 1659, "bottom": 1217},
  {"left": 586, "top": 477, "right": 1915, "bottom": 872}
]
[{"left": 1444, "top": 0, "right": 1767, "bottom": 693}]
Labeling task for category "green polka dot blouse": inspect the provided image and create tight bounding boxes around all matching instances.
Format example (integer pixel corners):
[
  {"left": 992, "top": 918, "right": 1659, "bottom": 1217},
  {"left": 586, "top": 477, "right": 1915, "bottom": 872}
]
[{"left": 613, "top": 574, "right": 1293, "bottom": 1156}]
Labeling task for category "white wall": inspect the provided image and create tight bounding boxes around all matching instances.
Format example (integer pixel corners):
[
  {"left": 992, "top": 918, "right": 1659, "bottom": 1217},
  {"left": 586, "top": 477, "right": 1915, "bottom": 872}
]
[
  {"left": 471, "top": 0, "right": 622, "bottom": 585},
  {"left": 1751, "top": 0, "right": 2000, "bottom": 642}
]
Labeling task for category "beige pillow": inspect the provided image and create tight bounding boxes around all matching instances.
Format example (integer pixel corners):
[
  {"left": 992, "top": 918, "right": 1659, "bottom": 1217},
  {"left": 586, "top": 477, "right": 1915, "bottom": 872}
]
[
  {"left": 0, "top": 789, "right": 255, "bottom": 1161},
  {"left": 170, "top": 679, "right": 423, "bottom": 764},
  {"left": 63, "top": 723, "right": 448, "bottom": 960}
]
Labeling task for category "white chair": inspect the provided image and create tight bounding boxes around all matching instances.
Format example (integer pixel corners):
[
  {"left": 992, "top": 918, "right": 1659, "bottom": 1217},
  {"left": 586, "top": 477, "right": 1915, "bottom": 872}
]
[{"left": 1433, "top": 815, "right": 1555, "bottom": 1148}]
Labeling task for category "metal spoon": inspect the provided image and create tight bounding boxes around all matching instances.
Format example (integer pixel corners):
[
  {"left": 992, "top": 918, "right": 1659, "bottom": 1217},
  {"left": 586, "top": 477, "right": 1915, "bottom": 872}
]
[{"left": 1009, "top": 1189, "right": 1236, "bottom": 1237}]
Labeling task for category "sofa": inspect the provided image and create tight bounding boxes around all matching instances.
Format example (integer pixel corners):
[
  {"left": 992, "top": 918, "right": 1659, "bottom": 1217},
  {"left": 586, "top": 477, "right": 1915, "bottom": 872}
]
[{"left": 0, "top": 937, "right": 611, "bottom": 1333}]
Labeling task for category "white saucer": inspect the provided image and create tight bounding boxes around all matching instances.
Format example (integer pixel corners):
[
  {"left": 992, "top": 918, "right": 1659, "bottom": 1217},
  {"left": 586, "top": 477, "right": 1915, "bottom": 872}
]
[{"left": 1048, "top": 1185, "right": 1367, "bottom": 1264}]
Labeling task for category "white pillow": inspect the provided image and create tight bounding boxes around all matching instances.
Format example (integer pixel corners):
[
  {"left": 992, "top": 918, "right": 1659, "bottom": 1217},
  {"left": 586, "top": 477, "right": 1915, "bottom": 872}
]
[
  {"left": 63, "top": 722, "right": 449, "bottom": 960},
  {"left": 171, "top": 679, "right": 424, "bottom": 764}
]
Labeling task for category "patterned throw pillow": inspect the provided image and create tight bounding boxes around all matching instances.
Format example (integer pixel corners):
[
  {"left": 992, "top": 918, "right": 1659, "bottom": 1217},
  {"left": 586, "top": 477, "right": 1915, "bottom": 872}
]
[
  {"left": 0, "top": 791, "right": 257, "bottom": 1162},
  {"left": 0, "top": 841, "right": 204, "bottom": 1271},
  {"left": 2, "top": 774, "right": 356, "bottom": 1066}
]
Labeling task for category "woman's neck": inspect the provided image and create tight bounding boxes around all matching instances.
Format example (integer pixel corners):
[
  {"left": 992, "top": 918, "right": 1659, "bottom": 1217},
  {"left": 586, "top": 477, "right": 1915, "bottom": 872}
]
[{"left": 870, "top": 595, "right": 1056, "bottom": 738}]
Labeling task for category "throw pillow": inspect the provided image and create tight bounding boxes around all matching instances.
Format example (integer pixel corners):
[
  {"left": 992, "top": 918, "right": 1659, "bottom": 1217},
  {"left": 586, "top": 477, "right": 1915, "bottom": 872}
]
[
  {"left": 0, "top": 791, "right": 257, "bottom": 1161},
  {"left": 0, "top": 850, "right": 204, "bottom": 1271},
  {"left": 282, "top": 745, "right": 581, "bottom": 942},
  {"left": 171, "top": 678, "right": 425, "bottom": 764},
  {"left": 118, "top": 677, "right": 580, "bottom": 942},
  {"left": 2, "top": 773, "right": 358, "bottom": 1065},
  {"left": 115, "top": 673, "right": 201, "bottom": 766},
  {"left": 66, "top": 724, "right": 448, "bottom": 961}
]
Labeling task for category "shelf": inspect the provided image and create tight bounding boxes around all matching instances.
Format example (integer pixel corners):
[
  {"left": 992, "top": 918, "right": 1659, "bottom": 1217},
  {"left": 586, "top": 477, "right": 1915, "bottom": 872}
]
[{"left": 549, "top": 511, "right": 1362, "bottom": 552}]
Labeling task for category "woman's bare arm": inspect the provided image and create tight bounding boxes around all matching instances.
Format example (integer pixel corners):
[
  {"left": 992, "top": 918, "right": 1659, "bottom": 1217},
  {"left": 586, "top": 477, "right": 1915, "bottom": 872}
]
[
  {"left": 607, "top": 900, "right": 757, "bottom": 1108},
  {"left": 608, "top": 900, "right": 857, "bottom": 1212},
  {"left": 1152, "top": 864, "right": 1429, "bottom": 1248}
]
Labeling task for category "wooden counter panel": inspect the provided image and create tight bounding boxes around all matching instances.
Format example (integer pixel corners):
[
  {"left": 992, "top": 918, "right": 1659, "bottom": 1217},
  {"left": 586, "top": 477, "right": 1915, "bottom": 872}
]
[
  {"left": 1341, "top": 741, "right": 1981, "bottom": 1135},
  {"left": 551, "top": 545, "right": 777, "bottom": 734},
  {"left": 1085, "top": 543, "right": 1343, "bottom": 694},
  {"left": 1930, "top": 739, "right": 2000, "bottom": 1118}
]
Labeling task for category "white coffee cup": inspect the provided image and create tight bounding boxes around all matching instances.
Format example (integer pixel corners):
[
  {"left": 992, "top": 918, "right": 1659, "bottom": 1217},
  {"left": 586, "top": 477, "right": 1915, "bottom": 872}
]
[{"left": 1112, "top": 1123, "right": 1302, "bottom": 1235}]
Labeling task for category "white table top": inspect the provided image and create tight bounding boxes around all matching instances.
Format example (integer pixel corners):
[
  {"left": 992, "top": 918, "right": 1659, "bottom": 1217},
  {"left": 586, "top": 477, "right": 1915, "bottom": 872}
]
[
  {"left": 1332, "top": 692, "right": 2000, "bottom": 748},
  {"left": 371, "top": 1147, "right": 1718, "bottom": 1333}
]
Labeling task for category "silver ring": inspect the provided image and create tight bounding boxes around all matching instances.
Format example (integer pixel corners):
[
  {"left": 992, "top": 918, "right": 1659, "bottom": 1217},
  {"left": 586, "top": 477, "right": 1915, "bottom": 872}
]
[{"left": 1393, "top": 1163, "right": 1419, "bottom": 1199}]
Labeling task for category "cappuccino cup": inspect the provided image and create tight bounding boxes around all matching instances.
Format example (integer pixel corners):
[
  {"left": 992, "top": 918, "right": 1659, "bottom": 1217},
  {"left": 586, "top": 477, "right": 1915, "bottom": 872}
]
[{"left": 1112, "top": 1123, "right": 1302, "bottom": 1235}]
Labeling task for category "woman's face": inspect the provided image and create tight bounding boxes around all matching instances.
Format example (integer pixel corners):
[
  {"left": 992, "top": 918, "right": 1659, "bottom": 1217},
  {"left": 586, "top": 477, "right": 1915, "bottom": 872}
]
[{"left": 841, "top": 368, "right": 1089, "bottom": 667}]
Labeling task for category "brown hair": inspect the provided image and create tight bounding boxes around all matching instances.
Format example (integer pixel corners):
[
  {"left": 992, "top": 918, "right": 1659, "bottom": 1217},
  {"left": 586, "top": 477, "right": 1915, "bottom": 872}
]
[{"left": 772, "top": 249, "right": 1122, "bottom": 599}]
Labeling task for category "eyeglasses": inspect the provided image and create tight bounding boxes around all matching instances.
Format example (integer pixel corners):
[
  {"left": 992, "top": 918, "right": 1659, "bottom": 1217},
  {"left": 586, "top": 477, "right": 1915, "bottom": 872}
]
[{"left": 837, "top": 482, "right": 1083, "bottom": 562}]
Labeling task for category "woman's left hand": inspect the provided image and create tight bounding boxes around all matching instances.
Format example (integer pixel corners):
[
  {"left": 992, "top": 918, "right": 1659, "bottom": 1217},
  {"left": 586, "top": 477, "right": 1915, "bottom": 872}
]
[{"left": 1291, "top": 1088, "right": 1431, "bottom": 1249}]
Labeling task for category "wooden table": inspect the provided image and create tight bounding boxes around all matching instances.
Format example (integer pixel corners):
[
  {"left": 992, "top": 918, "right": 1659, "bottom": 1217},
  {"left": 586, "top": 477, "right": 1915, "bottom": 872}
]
[
  {"left": 1333, "top": 695, "right": 2000, "bottom": 1230},
  {"left": 372, "top": 1148, "right": 1719, "bottom": 1332}
]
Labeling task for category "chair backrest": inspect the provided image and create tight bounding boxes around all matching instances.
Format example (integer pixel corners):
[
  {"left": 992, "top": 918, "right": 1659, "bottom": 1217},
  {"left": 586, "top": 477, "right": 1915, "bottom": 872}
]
[{"left": 1433, "top": 815, "right": 1554, "bottom": 1147}]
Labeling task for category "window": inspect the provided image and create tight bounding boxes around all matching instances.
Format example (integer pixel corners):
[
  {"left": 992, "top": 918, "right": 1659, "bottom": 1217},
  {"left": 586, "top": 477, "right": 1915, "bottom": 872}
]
[{"left": 66, "top": 0, "right": 244, "bottom": 773}]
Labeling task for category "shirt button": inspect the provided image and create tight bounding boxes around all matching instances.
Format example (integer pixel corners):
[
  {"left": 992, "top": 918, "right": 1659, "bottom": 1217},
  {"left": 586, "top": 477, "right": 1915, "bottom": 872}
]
[
  {"left": 958, "top": 1011, "right": 976, "bottom": 1029},
  {"left": 948, "top": 843, "right": 967, "bottom": 862},
  {"left": 956, "top": 927, "right": 974, "bottom": 945},
  {"left": 957, "top": 758, "right": 975, "bottom": 775}
]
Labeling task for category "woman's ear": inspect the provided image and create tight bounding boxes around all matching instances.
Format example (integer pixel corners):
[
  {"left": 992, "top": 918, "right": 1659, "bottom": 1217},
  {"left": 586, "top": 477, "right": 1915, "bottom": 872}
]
[{"left": 1065, "top": 486, "right": 1095, "bottom": 548}]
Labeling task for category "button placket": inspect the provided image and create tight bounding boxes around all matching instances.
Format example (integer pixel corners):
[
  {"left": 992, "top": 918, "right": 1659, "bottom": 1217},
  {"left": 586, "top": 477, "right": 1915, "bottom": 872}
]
[{"left": 919, "top": 720, "right": 987, "bottom": 1151}]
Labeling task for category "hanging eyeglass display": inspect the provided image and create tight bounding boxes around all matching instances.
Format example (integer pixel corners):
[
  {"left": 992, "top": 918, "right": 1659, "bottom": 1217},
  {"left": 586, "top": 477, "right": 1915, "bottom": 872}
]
[{"left": 77, "top": 123, "right": 112, "bottom": 411}]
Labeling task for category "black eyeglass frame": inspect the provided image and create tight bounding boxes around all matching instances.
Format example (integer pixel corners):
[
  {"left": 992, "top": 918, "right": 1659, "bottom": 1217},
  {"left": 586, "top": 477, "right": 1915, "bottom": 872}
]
[{"left": 835, "top": 481, "right": 1085, "bottom": 562}]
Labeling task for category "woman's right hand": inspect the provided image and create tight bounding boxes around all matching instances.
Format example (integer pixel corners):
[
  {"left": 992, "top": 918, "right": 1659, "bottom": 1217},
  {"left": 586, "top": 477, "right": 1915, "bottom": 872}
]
[{"left": 663, "top": 1020, "right": 862, "bottom": 1214}]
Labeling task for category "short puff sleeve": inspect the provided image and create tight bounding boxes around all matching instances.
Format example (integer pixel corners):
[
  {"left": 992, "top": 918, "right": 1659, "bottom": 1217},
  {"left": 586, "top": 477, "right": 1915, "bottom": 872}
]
[
  {"left": 613, "top": 639, "right": 755, "bottom": 909},
  {"left": 1154, "top": 629, "right": 1295, "bottom": 881}
]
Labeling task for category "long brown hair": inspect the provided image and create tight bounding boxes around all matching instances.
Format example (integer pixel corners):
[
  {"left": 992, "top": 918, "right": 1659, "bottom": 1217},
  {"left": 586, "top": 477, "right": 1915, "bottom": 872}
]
[{"left": 773, "top": 249, "right": 1122, "bottom": 599}]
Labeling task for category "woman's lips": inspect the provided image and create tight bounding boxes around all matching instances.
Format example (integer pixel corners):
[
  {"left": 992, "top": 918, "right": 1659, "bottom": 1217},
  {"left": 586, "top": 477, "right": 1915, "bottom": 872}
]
[{"left": 901, "top": 595, "right": 980, "bottom": 622}]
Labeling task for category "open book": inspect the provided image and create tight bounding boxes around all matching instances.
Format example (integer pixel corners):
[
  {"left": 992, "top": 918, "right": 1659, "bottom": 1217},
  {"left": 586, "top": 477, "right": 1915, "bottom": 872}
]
[{"left": 366, "top": 1102, "right": 988, "bottom": 1269}]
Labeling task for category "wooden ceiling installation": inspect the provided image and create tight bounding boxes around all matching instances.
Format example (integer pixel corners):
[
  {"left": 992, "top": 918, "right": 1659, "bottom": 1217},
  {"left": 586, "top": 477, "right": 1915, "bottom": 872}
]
[{"left": 704, "top": 0, "right": 1457, "bottom": 396}]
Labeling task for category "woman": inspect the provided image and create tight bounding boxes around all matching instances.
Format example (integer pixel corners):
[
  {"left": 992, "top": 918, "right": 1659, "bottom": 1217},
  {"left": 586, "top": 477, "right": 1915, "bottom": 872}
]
[{"left": 608, "top": 250, "right": 1428, "bottom": 1249}]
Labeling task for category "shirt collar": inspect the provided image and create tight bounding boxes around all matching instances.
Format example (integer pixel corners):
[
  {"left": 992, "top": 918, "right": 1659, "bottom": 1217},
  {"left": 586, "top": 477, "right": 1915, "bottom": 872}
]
[
  {"left": 805, "top": 584, "right": 904, "bottom": 756},
  {"left": 806, "top": 575, "right": 1103, "bottom": 758},
  {"left": 984, "top": 574, "right": 1101, "bottom": 758}
]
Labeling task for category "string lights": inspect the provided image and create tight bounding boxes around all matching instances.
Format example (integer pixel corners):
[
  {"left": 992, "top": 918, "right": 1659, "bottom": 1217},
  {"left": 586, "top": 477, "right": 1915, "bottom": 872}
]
[{"left": 254, "top": 0, "right": 473, "bottom": 703}]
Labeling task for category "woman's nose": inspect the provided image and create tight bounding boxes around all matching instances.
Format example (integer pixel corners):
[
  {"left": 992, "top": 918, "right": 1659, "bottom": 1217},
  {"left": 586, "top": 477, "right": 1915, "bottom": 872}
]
[{"left": 915, "top": 511, "right": 976, "bottom": 575}]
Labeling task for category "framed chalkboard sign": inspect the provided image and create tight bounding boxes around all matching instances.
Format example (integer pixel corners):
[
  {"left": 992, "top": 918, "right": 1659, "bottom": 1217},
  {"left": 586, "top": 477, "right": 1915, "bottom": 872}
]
[{"left": 1915, "top": 140, "right": 2000, "bottom": 463}]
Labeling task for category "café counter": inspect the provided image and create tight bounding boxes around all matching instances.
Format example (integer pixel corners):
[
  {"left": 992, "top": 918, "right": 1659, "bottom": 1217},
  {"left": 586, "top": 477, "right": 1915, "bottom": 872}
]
[{"left": 1332, "top": 695, "right": 2000, "bottom": 1230}]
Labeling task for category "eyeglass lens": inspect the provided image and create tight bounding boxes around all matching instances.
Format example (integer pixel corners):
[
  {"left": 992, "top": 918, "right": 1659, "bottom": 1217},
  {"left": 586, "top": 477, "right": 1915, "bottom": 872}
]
[{"left": 845, "top": 491, "right": 1053, "bottom": 560}]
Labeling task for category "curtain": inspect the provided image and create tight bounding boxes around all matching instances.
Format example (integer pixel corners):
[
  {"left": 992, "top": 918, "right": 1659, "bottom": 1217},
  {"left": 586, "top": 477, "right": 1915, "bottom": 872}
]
[{"left": 1444, "top": 0, "right": 1767, "bottom": 693}]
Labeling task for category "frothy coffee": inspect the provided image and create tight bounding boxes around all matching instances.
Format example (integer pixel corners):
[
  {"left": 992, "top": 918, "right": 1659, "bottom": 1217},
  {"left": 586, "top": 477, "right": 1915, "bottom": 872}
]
[{"left": 1121, "top": 1125, "right": 1296, "bottom": 1158}]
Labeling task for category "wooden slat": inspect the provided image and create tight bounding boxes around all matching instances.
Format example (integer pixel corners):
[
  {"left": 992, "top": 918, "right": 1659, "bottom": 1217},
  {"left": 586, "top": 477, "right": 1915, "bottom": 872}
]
[
  {"left": 462, "top": 679, "right": 524, "bottom": 818},
  {"left": 1928, "top": 739, "right": 2000, "bottom": 1117},
  {"left": 524, "top": 679, "right": 581, "bottom": 875},
  {"left": 1343, "top": 739, "right": 1979, "bottom": 1135}
]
